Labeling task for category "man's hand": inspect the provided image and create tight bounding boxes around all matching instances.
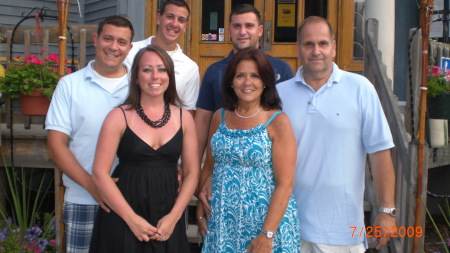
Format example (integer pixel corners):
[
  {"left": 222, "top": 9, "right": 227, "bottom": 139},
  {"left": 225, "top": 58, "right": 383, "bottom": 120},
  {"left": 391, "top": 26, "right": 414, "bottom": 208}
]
[
  {"left": 89, "top": 177, "right": 119, "bottom": 213},
  {"left": 373, "top": 212, "right": 396, "bottom": 250},
  {"left": 198, "top": 174, "right": 212, "bottom": 216},
  {"left": 177, "top": 165, "right": 184, "bottom": 192},
  {"left": 196, "top": 204, "right": 207, "bottom": 238}
]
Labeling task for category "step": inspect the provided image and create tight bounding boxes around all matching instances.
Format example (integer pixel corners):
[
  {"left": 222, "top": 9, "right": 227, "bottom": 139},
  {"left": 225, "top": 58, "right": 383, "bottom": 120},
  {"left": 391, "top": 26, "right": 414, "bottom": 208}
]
[{"left": 187, "top": 224, "right": 201, "bottom": 244}]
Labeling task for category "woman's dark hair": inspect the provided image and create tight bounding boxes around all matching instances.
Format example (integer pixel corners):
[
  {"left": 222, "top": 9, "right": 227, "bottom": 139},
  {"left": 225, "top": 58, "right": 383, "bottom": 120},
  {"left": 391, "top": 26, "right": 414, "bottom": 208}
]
[
  {"left": 222, "top": 48, "right": 282, "bottom": 111},
  {"left": 125, "top": 45, "right": 181, "bottom": 107}
]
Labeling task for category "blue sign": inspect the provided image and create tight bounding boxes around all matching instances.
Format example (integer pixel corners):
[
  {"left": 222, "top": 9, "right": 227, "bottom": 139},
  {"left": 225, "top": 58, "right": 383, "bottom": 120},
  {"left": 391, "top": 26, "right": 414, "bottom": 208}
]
[{"left": 440, "top": 57, "right": 450, "bottom": 72}]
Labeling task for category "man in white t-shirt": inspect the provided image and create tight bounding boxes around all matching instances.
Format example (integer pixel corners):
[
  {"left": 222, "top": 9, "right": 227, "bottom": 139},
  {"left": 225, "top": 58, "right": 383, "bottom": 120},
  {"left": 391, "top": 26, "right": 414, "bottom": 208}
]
[{"left": 125, "top": 0, "right": 199, "bottom": 115}]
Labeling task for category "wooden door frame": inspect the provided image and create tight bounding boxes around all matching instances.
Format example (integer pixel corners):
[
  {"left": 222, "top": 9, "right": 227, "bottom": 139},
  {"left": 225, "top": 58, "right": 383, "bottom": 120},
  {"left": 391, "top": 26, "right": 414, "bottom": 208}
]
[
  {"left": 336, "top": 0, "right": 363, "bottom": 71},
  {"left": 262, "top": 0, "right": 303, "bottom": 71},
  {"left": 145, "top": 0, "right": 363, "bottom": 73}
]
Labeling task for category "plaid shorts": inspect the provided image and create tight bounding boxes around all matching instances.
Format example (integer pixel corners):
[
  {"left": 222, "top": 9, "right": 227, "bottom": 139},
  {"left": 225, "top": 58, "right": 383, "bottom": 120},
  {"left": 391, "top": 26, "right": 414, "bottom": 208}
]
[{"left": 63, "top": 202, "right": 99, "bottom": 253}]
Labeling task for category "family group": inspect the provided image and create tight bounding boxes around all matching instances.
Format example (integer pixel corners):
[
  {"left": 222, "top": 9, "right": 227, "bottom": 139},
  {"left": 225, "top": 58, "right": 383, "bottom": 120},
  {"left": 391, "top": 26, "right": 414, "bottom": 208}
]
[{"left": 45, "top": 1, "right": 397, "bottom": 252}]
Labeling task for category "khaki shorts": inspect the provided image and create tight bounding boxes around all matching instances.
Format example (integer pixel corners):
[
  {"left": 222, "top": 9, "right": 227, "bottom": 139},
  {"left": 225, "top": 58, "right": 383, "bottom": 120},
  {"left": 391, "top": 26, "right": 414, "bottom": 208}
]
[{"left": 301, "top": 239, "right": 366, "bottom": 253}]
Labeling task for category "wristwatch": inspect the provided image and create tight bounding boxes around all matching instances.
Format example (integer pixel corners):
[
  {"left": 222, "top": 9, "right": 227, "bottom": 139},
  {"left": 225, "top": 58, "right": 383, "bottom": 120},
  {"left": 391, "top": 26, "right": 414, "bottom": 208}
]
[
  {"left": 379, "top": 207, "right": 397, "bottom": 217},
  {"left": 260, "top": 228, "right": 274, "bottom": 238}
]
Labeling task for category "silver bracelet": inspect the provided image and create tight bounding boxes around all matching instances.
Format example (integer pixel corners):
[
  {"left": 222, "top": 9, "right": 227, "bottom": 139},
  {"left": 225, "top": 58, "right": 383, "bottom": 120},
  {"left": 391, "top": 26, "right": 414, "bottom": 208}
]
[{"left": 198, "top": 216, "right": 205, "bottom": 221}]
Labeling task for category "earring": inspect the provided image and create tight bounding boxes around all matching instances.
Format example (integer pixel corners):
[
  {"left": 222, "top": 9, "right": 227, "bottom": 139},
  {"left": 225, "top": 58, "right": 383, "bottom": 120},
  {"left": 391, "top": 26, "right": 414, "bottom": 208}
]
[{"left": 231, "top": 85, "right": 234, "bottom": 88}]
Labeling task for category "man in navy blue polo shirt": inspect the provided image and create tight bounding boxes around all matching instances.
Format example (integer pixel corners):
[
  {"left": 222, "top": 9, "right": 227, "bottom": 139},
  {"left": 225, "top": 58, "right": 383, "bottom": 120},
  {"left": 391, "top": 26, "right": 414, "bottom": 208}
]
[{"left": 195, "top": 4, "right": 294, "bottom": 163}]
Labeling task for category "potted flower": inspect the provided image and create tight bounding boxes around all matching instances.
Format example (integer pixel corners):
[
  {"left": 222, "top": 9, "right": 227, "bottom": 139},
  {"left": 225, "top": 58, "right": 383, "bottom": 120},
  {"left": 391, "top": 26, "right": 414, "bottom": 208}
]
[
  {"left": 427, "top": 66, "right": 450, "bottom": 119},
  {"left": 0, "top": 166, "right": 57, "bottom": 252},
  {"left": 426, "top": 66, "right": 450, "bottom": 148},
  {"left": 0, "top": 52, "right": 71, "bottom": 115}
]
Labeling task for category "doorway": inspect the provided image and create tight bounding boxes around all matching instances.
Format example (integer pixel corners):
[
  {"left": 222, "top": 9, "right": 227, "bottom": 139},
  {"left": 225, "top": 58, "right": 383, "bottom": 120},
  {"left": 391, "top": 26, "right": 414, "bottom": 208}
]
[
  {"left": 145, "top": 0, "right": 364, "bottom": 78},
  {"left": 190, "top": 0, "right": 299, "bottom": 77}
]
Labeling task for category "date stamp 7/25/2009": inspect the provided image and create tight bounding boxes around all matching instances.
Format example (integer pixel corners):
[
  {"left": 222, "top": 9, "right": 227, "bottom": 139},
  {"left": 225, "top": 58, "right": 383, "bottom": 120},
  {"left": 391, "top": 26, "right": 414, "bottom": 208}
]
[{"left": 350, "top": 226, "right": 423, "bottom": 238}]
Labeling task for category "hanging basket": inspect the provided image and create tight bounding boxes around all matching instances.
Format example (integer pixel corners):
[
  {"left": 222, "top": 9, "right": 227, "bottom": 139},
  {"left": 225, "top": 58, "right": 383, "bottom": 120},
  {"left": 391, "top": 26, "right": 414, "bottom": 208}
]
[
  {"left": 18, "top": 90, "right": 51, "bottom": 116},
  {"left": 427, "top": 93, "right": 450, "bottom": 119}
]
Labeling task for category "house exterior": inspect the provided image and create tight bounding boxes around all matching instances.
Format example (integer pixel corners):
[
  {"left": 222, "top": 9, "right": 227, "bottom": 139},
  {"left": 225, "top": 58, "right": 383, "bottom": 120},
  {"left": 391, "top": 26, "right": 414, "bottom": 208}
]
[
  {"left": 5, "top": 1, "right": 448, "bottom": 252},
  {"left": 1, "top": 0, "right": 419, "bottom": 102}
]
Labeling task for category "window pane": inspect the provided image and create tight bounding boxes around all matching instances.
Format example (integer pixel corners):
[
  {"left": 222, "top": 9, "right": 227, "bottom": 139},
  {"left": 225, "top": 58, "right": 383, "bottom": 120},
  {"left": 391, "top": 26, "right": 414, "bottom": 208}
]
[
  {"left": 202, "top": 0, "right": 225, "bottom": 41},
  {"left": 274, "top": 1, "right": 298, "bottom": 42},
  {"left": 353, "top": 0, "right": 365, "bottom": 61},
  {"left": 304, "top": 0, "right": 328, "bottom": 18}
]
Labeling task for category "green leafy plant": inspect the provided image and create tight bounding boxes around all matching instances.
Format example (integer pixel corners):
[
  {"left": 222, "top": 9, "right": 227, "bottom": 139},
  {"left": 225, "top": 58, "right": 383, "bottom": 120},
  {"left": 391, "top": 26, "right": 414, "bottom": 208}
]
[
  {"left": 426, "top": 197, "right": 450, "bottom": 253},
  {"left": 0, "top": 51, "right": 72, "bottom": 99},
  {"left": 0, "top": 161, "right": 57, "bottom": 252},
  {"left": 427, "top": 66, "right": 450, "bottom": 98}
]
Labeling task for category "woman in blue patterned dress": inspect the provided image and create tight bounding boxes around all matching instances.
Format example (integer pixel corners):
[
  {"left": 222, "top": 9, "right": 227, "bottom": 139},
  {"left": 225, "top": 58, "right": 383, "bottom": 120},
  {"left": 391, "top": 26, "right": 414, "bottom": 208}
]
[{"left": 199, "top": 48, "right": 300, "bottom": 252}]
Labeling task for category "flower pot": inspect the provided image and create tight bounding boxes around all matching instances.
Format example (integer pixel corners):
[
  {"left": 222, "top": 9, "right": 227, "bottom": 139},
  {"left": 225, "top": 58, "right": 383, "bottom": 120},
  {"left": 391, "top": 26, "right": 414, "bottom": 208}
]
[
  {"left": 18, "top": 90, "right": 50, "bottom": 116},
  {"left": 427, "top": 93, "right": 450, "bottom": 119},
  {"left": 427, "top": 118, "right": 448, "bottom": 148}
]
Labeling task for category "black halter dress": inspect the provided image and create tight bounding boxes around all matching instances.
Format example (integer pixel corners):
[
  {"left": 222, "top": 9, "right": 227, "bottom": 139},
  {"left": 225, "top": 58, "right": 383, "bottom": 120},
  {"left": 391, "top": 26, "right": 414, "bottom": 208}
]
[{"left": 90, "top": 108, "right": 189, "bottom": 253}]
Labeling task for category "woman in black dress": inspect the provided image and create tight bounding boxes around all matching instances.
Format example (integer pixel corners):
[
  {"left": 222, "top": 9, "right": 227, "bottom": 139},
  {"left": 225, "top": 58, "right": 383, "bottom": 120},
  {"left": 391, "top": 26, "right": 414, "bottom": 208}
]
[{"left": 89, "top": 45, "right": 199, "bottom": 252}]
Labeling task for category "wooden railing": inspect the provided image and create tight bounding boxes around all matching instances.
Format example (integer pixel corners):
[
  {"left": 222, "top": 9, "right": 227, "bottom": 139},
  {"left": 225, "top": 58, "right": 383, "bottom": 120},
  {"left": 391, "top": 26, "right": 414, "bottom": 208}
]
[
  {"left": 0, "top": 24, "right": 96, "bottom": 68},
  {"left": 364, "top": 19, "right": 427, "bottom": 252}
]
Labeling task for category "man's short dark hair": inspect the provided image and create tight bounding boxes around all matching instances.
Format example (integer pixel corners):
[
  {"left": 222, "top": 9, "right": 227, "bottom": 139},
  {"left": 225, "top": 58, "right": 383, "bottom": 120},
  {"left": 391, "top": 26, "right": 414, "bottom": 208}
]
[
  {"left": 160, "top": 0, "right": 190, "bottom": 20},
  {"left": 97, "top": 15, "right": 134, "bottom": 41},
  {"left": 229, "top": 4, "right": 261, "bottom": 25}
]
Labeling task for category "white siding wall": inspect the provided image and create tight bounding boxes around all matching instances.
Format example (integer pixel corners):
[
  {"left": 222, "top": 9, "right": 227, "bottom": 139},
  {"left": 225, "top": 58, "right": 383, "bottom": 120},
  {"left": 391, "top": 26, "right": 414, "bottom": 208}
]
[{"left": 366, "top": 0, "right": 396, "bottom": 88}]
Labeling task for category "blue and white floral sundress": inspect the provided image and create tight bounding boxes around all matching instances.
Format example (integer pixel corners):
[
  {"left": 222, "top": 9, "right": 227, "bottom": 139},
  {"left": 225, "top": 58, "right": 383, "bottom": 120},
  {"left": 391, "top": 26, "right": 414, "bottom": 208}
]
[{"left": 202, "top": 109, "right": 300, "bottom": 253}]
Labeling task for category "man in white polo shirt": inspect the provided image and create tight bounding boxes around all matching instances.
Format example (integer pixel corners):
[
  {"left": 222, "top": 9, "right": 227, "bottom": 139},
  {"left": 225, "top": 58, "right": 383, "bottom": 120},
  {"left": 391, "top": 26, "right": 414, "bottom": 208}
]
[
  {"left": 125, "top": 0, "right": 199, "bottom": 115},
  {"left": 46, "top": 15, "right": 134, "bottom": 253}
]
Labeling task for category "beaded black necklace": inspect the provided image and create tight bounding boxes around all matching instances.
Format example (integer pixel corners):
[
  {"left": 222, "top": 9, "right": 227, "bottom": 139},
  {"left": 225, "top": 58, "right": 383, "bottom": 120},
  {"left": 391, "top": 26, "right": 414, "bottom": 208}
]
[{"left": 135, "top": 102, "right": 171, "bottom": 128}]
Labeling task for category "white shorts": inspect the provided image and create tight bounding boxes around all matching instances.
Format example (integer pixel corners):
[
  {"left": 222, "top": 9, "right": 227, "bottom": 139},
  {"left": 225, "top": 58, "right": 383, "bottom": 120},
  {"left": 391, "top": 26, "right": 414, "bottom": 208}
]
[{"left": 300, "top": 239, "right": 366, "bottom": 253}]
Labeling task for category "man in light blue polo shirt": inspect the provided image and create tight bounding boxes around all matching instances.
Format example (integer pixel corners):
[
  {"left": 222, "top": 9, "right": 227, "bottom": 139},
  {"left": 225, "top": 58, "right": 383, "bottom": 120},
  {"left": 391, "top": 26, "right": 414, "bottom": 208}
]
[
  {"left": 45, "top": 15, "right": 134, "bottom": 253},
  {"left": 277, "top": 16, "right": 396, "bottom": 252}
]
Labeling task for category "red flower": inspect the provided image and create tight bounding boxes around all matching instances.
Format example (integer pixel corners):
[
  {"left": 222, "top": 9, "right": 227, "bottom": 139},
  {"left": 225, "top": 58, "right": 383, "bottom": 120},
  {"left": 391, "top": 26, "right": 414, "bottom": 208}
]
[
  {"left": 24, "top": 55, "right": 37, "bottom": 63},
  {"left": 46, "top": 54, "right": 59, "bottom": 64},
  {"left": 31, "top": 58, "right": 44, "bottom": 65},
  {"left": 0, "top": 52, "right": 71, "bottom": 100},
  {"left": 445, "top": 69, "right": 450, "bottom": 82},
  {"left": 430, "top": 66, "right": 442, "bottom": 76}
]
